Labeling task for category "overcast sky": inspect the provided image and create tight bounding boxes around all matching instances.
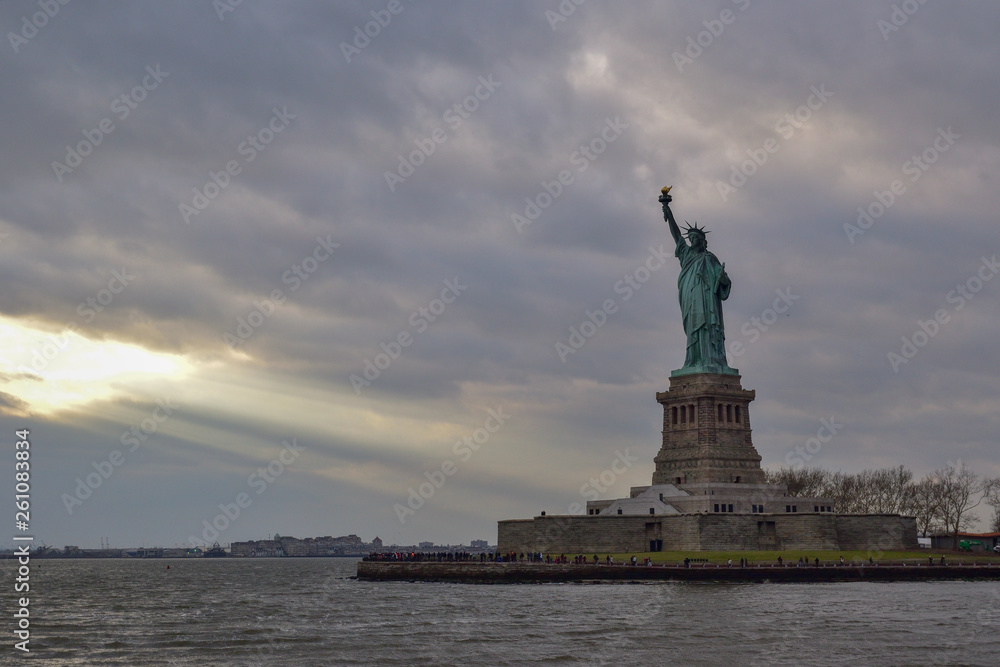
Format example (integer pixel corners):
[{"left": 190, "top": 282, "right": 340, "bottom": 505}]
[{"left": 1, "top": 0, "right": 997, "bottom": 550}]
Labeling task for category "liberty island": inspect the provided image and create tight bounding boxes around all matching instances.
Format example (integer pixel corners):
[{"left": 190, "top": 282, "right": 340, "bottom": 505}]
[
  {"left": 355, "top": 189, "right": 1000, "bottom": 582},
  {"left": 495, "top": 188, "right": 917, "bottom": 554}
]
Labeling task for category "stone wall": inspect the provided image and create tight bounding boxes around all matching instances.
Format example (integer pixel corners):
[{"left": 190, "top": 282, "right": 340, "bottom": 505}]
[
  {"left": 834, "top": 514, "right": 917, "bottom": 551},
  {"left": 357, "top": 561, "right": 1000, "bottom": 583},
  {"left": 498, "top": 513, "right": 918, "bottom": 553},
  {"left": 498, "top": 515, "right": 654, "bottom": 553}
]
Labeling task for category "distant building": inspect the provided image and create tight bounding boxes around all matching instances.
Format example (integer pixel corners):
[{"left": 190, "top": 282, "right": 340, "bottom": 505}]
[
  {"left": 229, "top": 533, "right": 374, "bottom": 557},
  {"left": 470, "top": 540, "right": 488, "bottom": 549},
  {"left": 163, "top": 547, "right": 201, "bottom": 558},
  {"left": 372, "top": 536, "right": 383, "bottom": 549},
  {"left": 418, "top": 541, "right": 434, "bottom": 549},
  {"left": 230, "top": 539, "right": 284, "bottom": 557},
  {"left": 929, "top": 532, "right": 1000, "bottom": 551}
]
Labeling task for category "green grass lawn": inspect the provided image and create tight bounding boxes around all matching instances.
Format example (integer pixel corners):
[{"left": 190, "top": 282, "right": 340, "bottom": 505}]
[{"left": 562, "top": 550, "right": 1000, "bottom": 565}]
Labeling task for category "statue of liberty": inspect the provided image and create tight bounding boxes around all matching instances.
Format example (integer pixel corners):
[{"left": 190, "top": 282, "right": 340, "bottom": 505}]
[{"left": 659, "top": 187, "right": 737, "bottom": 376}]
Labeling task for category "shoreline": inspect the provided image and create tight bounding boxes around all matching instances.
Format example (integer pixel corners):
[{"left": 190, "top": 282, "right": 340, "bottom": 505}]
[{"left": 357, "top": 561, "right": 1000, "bottom": 584}]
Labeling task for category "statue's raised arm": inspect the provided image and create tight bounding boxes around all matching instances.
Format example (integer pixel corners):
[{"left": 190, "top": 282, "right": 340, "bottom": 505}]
[{"left": 659, "top": 186, "right": 682, "bottom": 246}]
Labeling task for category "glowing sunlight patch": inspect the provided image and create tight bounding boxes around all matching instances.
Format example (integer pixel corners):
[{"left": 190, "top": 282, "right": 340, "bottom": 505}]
[{"left": 0, "top": 317, "right": 190, "bottom": 415}]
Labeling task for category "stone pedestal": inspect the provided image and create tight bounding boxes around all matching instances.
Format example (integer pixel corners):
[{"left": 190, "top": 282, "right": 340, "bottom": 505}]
[{"left": 652, "top": 372, "right": 765, "bottom": 485}]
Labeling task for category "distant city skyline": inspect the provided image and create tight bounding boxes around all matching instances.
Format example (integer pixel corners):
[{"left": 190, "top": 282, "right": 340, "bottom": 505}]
[{"left": 1, "top": 532, "right": 496, "bottom": 555}]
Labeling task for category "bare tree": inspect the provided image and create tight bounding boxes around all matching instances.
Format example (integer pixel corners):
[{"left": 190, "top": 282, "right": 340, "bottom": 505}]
[
  {"left": 985, "top": 478, "right": 1000, "bottom": 533},
  {"left": 933, "top": 463, "right": 986, "bottom": 548},
  {"left": 868, "top": 465, "right": 914, "bottom": 514},
  {"left": 764, "top": 465, "right": 990, "bottom": 544},
  {"left": 826, "top": 471, "right": 865, "bottom": 513},
  {"left": 849, "top": 470, "right": 878, "bottom": 513},
  {"left": 817, "top": 467, "right": 914, "bottom": 514},
  {"left": 908, "top": 476, "right": 944, "bottom": 537},
  {"left": 764, "top": 467, "right": 829, "bottom": 497}
]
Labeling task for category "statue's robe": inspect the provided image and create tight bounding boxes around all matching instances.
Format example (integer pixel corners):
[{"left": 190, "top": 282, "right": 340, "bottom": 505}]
[{"left": 675, "top": 238, "right": 734, "bottom": 373}]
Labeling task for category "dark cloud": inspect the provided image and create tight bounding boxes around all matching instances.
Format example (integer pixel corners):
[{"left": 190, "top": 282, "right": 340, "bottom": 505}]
[
  {"left": 0, "top": 390, "right": 30, "bottom": 415},
  {"left": 1, "top": 0, "right": 998, "bottom": 547}
]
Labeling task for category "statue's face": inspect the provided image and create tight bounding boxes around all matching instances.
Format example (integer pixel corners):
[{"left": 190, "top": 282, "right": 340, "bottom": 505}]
[{"left": 688, "top": 232, "right": 707, "bottom": 251}]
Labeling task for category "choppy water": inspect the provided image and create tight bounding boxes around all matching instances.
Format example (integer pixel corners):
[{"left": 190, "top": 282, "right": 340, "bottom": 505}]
[{"left": 3, "top": 557, "right": 1000, "bottom": 665}]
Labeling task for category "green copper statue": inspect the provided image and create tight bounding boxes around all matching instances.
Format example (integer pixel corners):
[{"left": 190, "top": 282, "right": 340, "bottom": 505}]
[{"left": 659, "top": 187, "right": 737, "bottom": 376}]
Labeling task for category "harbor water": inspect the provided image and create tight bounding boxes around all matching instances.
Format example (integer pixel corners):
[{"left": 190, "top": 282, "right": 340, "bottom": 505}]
[{"left": 4, "top": 557, "right": 1000, "bottom": 665}]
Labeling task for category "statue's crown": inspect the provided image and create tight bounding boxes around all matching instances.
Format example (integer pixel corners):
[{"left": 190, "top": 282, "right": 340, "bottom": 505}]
[{"left": 683, "top": 222, "right": 708, "bottom": 238}]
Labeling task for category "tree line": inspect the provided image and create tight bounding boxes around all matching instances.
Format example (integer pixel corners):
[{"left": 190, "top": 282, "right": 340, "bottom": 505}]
[{"left": 764, "top": 464, "right": 1000, "bottom": 545}]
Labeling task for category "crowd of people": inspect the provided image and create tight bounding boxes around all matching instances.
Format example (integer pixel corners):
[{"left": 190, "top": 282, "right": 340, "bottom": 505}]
[
  {"left": 362, "top": 551, "right": 482, "bottom": 562},
  {"left": 363, "top": 551, "right": 961, "bottom": 567},
  {"left": 363, "top": 551, "right": 545, "bottom": 562},
  {"left": 364, "top": 551, "right": 659, "bottom": 565}
]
